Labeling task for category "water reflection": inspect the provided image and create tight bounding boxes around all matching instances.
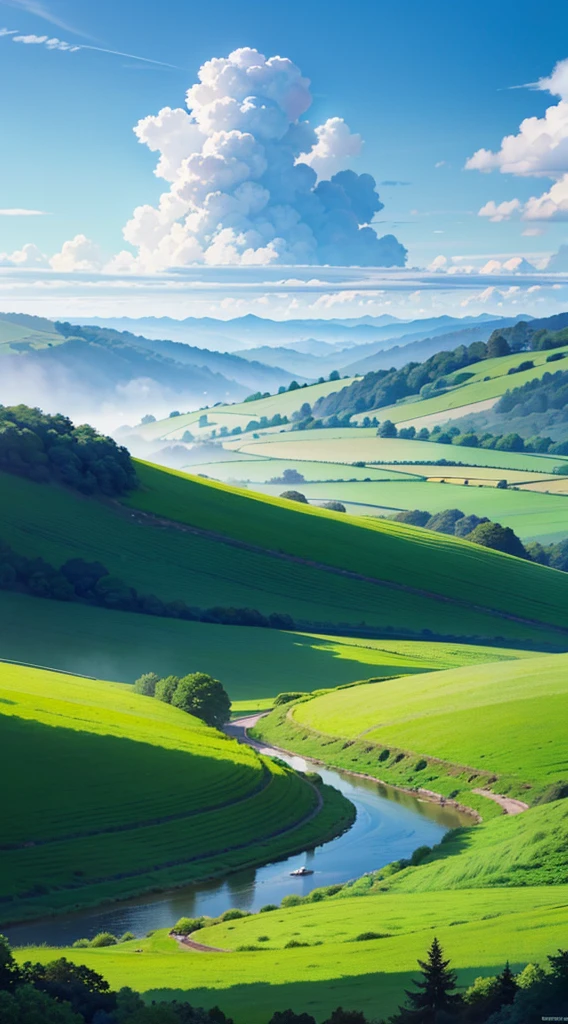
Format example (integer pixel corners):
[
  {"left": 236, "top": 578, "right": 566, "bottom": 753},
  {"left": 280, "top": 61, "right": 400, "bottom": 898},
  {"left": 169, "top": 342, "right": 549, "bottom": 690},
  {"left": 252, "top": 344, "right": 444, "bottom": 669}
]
[{"left": 5, "top": 747, "right": 470, "bottom": 948}]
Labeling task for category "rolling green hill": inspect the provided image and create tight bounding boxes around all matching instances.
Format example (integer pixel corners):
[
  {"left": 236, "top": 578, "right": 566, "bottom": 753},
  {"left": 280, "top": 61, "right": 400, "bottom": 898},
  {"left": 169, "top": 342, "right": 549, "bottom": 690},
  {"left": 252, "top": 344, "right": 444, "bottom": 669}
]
[
  {"left": 254, "top": 652, "right": 568, "bottom": 806},
  {"left": 350, "top": 342, "right": 568, "bottom": 427},
  {"left": 0, "top": 591, "right": 536, "bottom": 699},
  {"left": 0, "top": 462, "right": 567, "bottom": 645},
  {"left": 17, "top": 885, "right": 568, "bottom": 1023},
  {"left": 129, "top": 376, "right": 359, "bottom": 444},
  {"left": 0, "top": 662, "right": 351, "bottom": 924}
]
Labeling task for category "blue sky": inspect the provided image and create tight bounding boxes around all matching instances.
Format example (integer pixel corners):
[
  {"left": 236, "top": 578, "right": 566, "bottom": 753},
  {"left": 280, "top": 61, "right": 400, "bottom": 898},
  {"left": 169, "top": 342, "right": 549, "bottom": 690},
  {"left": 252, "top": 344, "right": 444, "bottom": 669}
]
[{"left": 2, "top": 0, "right": 568, "bottom": 319}]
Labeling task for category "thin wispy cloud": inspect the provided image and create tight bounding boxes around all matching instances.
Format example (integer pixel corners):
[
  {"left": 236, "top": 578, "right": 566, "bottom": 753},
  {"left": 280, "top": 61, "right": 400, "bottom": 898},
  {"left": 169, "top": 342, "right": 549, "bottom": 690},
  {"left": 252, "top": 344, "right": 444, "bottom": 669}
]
[
  {"left": 1, "top": 27, "right": 183, "bottom": 67},
  {"left": 0, "top": 207, "right": 48, "bottom": 215},
  {"left": 0, "top": 0, "right": 84, "bottom": 35}
]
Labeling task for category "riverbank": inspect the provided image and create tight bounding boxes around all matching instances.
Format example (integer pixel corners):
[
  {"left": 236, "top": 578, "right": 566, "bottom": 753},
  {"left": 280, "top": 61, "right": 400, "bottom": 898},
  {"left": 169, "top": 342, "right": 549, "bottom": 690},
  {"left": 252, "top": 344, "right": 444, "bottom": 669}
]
[{"left": 232, "top": 714, "right": 483, "bottom": 823}]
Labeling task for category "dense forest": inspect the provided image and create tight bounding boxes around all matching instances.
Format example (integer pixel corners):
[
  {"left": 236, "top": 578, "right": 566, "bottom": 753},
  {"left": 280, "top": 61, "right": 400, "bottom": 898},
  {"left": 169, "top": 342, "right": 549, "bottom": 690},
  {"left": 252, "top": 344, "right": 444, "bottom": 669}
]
[{"left": 0, "top": 405, "right": 137, "bottom": 494}]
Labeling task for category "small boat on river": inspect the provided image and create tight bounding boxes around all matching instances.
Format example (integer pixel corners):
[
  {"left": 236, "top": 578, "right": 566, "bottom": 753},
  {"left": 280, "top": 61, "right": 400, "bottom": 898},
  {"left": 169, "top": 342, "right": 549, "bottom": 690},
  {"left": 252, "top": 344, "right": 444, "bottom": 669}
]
[{"left": 290, "top": 866, "right": 313, "bottom": 876}]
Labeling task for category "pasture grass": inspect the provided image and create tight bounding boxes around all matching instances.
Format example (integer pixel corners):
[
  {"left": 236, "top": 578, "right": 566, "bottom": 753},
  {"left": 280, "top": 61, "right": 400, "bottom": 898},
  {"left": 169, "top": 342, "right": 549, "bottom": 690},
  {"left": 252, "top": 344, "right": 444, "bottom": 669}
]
[
  {"left": 134, "top": 378, "right": 358, "bottom": 443},
  {"left": 0, "top": 663, "right": 351, "bottom": 924},
  {"left": 229, "top": 430, "right": 568, "bottom": 472},
  {"left": 254, "top": 477, "right": 568, "bottom": 542},
  {"left": 16, "top": 888, "right": 568, "bottom": 1023},
  {"left": 257, "top": 653, "right": 568, "bottom": 803},
  {"left": 1, "top": 468, "right": 566, "bottom": 644}
]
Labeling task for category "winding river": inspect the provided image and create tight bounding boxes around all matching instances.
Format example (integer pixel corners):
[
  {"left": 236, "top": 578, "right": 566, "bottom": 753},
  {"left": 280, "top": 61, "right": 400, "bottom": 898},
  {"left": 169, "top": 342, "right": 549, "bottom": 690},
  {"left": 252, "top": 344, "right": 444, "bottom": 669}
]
[{"left": 5, "top": 727, "right": 470, "bottom": 948}]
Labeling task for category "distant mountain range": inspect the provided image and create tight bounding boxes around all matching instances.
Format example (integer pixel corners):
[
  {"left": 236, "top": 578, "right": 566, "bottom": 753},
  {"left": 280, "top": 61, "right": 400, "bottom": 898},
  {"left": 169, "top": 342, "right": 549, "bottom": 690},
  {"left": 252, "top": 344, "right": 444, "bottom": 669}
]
[
  {"left": 0, "top": 309, "right": 535, "bottom": 429},
  {"left": 0, "top": 314, "right": 305, "bottom": 426},
  {"left": 69, "top": 312, "right": 514, "bottom": 353}
]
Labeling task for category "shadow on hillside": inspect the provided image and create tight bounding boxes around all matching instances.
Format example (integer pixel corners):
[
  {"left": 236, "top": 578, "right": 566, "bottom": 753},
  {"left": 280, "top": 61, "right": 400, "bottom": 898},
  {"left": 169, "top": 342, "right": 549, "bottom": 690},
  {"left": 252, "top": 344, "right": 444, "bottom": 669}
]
[{"left": 146, "top": 962, "right": 523, "bottom": 1023}]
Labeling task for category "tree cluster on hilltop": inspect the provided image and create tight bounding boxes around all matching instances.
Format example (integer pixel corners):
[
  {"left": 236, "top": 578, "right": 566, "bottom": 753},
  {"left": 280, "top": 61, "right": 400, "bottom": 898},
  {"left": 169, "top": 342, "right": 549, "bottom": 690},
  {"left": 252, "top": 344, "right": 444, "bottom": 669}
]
[
  {"left": 0, "top": 933, "right": 566, "bottom": 1024},
  {"left": 391, "top": 506, "right": 568, "bottom": 569},
  {"left": 0, "top": 405, "right": 137, "bottom": 495},
  {"left": 312, "top": 338, "right": 496, "bottom": 420},
  {"left": 310, "top": 320, "right": 568, "bottom": 424},
  {"left": 134, "top": 670, "right": 230, "bottom": 728}
]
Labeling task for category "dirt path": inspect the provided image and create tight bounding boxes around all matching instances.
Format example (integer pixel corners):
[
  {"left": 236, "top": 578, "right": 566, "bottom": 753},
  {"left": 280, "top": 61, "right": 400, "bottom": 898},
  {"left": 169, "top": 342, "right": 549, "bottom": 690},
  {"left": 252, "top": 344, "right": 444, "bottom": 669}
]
[
  {"left": 173, "top": 934, "right": 228, "bottom": 953},
  {"left": 472, "top": 788, "right": 529, "bottom": 815}
]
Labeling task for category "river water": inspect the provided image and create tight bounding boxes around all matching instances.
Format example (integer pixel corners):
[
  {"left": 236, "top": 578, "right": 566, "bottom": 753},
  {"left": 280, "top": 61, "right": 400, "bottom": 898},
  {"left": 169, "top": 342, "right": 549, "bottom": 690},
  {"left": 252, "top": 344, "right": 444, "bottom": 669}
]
[{"left": 6, "top": 735, "right": 470, "bottom": 948}]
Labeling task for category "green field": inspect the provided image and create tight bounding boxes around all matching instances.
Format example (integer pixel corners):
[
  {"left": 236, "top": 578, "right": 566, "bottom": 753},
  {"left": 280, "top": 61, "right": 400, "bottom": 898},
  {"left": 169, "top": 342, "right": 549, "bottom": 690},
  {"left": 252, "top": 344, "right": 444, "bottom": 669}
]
[
  {"left": 349, "top": 343, "right": 568, "bottom": 426},
  {"left": 187, "top": 457, "right": 419, "bottom": 484},
  {"left": 0, "top": 318, "right": 65, "bottom": 351},
  {"left": 254, "top": 477, "right": 568, "bottom": 543},
  {"left": 225, "top": 428, "right": 568, "bottom": 472},
  {"left": 17, "top": 885, "right": 568, "bottom": 1022},
  {"left": 2, "top": 464, "right": 567, "bottom": 644},
  {"left": 0, "top": 592, "right": 537, "bottom": 698},
  {"left": 132, "top": 377, "right": 358, "bottom": 443},
  {"left": 256, "top": 653, "right": 568, "bottom": 804},
  {"left": 0, "top": 663, "right": 352, "bottom": 924}
]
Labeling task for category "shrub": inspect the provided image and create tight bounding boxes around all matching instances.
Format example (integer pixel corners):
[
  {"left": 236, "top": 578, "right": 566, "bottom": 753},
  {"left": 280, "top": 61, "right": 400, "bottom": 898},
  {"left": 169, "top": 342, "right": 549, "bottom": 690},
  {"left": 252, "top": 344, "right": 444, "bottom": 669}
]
[
  {"left": 154, "top": 675, "right": 179, "bottom": 703},
  {"left": 281, "top": 894, "right": 305, "bottom": 908},
  {"left": 355, "top": 932, "right": 389, "bottom": 941},
  {"left": 378, "top": 749, "right": 390, "bottom": 762},
  {"left": 280, "top": 490, "right": 308, "bottom": 503},
  {"left": 133, "top": 672, "right": 160, "bottom": 697},
  {"left": 414, "top": 759, "right": 428, "bottom": 772},
  {"left": 284, "top": 939, "right": 310, "bottom": 948},
  {"left": 259, "top": 904, "right": 278, "bottom": 913},
  {"left": 173, "top": 917, "right": 204, "bottom": 935},
  {"left": 410, "top": 845, "right": 432, "bottom": 866},
  {"left": 72, "top": 938, "right": 91, "bottom": 948},
  {"left": 119, "top": 932, "right": 135, "bottom": 943},
  {"left": 220, "top": 908, "right": 250, "bottom": 922},
  {"left": 89, "top": 932, "right": 117, "bottom": 947},
  {"left": 321, "top": 501, "right": 346, "bottom": 513},
  {"left": 274, "top": 691, "right": 305, "bottom": 706}
]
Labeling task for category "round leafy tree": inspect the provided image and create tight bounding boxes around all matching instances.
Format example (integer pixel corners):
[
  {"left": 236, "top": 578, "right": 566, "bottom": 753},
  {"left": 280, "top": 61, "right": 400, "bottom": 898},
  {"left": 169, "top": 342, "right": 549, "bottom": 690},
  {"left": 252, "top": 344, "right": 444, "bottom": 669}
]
[{"left": 171, "top": 673, "right": 231, "bottom": 729}]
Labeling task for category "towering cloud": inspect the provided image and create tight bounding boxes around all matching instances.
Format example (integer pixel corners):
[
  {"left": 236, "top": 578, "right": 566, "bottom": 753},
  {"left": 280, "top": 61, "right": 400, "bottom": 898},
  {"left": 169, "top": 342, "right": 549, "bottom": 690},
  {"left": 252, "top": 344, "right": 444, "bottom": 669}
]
[{"left": 117, "top": 47, "right": 406, "bottom": 270}]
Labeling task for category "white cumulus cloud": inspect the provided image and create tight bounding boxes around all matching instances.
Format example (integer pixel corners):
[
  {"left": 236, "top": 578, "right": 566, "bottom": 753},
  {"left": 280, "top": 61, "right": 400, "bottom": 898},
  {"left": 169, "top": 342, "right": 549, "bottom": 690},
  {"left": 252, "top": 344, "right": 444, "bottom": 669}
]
[
  {"left": 49, "top": 234, "right": 102, "bottom": 271},
  {"left": 298, "top": 117, "right": 362, "bottom": 181},
  {"left": 121, "top": 47, "right": 406, "bottom": 270},
  {"left": 467, "top": 58, "right": 568, "bottom": 225}
]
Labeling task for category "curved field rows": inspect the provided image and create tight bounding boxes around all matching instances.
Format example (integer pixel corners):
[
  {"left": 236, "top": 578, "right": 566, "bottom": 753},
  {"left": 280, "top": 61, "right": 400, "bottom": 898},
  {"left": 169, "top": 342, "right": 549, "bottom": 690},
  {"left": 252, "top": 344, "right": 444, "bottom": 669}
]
[{"left": 0, "top": 663, "right": 327, "bottom": 923}]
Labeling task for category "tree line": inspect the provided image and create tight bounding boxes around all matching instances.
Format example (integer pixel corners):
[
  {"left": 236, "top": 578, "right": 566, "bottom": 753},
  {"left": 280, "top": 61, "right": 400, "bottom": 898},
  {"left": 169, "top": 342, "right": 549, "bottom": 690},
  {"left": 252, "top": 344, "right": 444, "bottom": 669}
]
[
  {"left": 0, "top": 405, "right": 137, "bottom": 495},
  {"left": 0, "top": 933, "right": 566, "bottom": 1024},
  {"left": 0, "top": 538, "right": 296, "bottom": 628},
  {"left": 391, "top": 508, "right": 568, "bottom": 569}
]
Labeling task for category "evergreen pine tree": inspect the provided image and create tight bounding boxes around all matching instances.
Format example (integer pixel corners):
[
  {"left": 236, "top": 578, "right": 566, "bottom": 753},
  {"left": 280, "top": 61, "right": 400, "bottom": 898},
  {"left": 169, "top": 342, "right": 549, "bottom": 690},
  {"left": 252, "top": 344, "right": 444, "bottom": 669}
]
[
  {"left": 494, "top": 962, "right": 518, "bottom": 1007},
  {"left": 393, "top": 937, "right": 462, "bottom": 1023}
]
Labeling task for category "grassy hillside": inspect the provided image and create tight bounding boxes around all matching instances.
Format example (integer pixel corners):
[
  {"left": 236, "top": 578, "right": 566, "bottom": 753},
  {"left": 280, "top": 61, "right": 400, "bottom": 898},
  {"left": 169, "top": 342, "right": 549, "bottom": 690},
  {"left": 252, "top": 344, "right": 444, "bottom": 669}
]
[
  {"left": 0, "top": 663, "right": 351, "bottom": 924},
  {"left": 17, "top": 888, "right": 568, "bottom": 1022},
  {"left": 254, "top": 477, "right": 568, "bottom": 543},
  {"left": 350, "top": 342, "right": 568, "bottom": 426},
  {"left": 131, "top": 377, "right": 358, "bottom": 443},
  {"left": 0, "top": 592, "right": 535, "bottom": 697},
  {"left": 255, "top": 653, "right": 568, "bottom": 805},
  {"left": 1, "top": 463, "right": 567, "bottom": 644}
]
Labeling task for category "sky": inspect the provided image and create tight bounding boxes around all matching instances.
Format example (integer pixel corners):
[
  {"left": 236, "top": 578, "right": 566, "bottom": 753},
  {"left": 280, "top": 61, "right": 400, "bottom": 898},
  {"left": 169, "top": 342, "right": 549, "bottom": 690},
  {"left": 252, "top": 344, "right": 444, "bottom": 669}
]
[{"left": 2, "top": 0, "right": 568, "bottom": 320}]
